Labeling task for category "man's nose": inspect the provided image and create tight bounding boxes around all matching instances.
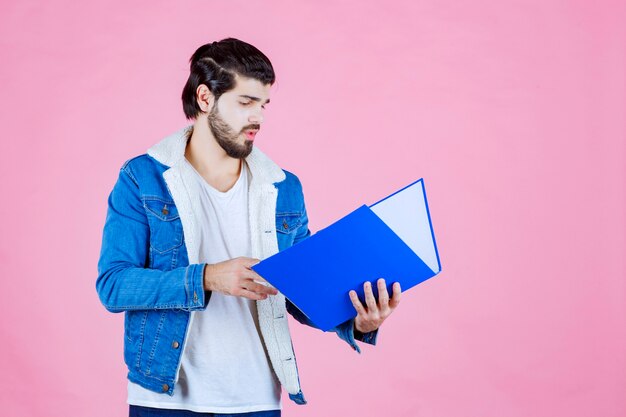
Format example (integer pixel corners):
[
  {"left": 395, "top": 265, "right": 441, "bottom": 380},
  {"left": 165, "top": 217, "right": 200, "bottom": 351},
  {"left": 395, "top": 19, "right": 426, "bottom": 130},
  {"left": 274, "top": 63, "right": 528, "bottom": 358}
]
[{"left": 249, "top": 109, "right": 264, "bottom": 124}]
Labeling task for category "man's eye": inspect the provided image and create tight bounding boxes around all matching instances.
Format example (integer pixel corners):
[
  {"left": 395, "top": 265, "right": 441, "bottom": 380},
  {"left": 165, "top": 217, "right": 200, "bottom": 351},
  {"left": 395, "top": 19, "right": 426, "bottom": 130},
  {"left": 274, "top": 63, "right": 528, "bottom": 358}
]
[{"left": 239, "top": 101, "right": 266, "bottom": 109}]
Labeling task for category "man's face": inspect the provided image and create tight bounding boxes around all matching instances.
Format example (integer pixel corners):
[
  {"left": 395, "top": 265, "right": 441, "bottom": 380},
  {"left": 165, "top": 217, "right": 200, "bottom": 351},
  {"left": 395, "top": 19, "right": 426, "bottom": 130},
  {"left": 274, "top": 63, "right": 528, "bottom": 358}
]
[{"left": 207, "top": 74, "right": 271, "bottom": 159}]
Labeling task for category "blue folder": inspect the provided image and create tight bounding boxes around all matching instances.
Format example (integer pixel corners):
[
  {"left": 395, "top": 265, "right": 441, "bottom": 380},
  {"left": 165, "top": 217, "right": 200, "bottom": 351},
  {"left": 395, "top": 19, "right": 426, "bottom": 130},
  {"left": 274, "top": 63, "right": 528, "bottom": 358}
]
[{"left": 252, "top": 178, "right": 441, "bottom": 331}]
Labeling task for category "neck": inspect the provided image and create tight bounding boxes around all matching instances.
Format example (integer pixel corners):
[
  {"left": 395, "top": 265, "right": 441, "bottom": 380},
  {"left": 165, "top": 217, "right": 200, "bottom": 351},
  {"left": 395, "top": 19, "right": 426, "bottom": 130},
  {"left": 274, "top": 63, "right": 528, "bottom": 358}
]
[{"left": 184, "top": 118, "right": 242, "bottom": 179}]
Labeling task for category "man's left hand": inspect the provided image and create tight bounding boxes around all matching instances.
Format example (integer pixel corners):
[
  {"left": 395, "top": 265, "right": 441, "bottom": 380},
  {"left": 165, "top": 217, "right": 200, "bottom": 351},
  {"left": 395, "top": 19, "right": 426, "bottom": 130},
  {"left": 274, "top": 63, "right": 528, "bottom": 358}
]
[{"left": 349, "top": 278, "right": 401, "bottom": 334}]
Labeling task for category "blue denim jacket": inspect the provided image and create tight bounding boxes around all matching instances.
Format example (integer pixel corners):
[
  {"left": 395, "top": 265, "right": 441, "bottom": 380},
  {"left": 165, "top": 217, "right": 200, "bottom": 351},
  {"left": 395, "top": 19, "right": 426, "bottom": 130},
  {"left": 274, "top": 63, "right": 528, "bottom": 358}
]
[{"left": 96, "top": 127, "right": 377, "bottom": 405}]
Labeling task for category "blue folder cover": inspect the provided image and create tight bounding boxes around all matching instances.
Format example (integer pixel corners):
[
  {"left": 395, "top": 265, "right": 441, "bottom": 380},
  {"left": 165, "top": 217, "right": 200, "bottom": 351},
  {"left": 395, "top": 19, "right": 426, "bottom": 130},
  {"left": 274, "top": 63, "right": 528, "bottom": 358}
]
[{"left": 252, "top": 178, "right": 441, "bottom": 331}]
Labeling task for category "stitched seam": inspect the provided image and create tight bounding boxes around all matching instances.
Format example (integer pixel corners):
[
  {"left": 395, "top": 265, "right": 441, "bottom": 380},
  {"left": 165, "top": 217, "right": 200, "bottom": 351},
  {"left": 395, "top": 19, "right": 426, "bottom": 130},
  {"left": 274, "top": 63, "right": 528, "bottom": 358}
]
[
  {"left": 141, "top": 195, "right": 176, "bottom": 203},
  {"left": 146, "top": 218, "right": 184, "bottom": 253},
  {"left": 105, "top": 304, "right": 193, "bottom": 310},
  {"left": 122, "top": 165, "right": 139, "bottom": 187},
  {"left": 170, "top": 247, "right": 178, "bottom": 269},
  {"left": 276, "top": 224, "right": 301, "bottom": 234},
  {"left": 105, "top": 303, "right": 193, "bottom": 310},
  {"left": 135, "top": 311, "right": 148, "bottom": 369},
  {"left": 150, "top": 242, "right": 183, "bottom": 254},
  {"left": 145, "top": 209, "right": 180, "bottom": 221},
  {"left": 132, "top": 369, "right": 171, "bottom": 383},
  {"left": 146, "top": 311, "right": 166, "bottom": 374},
  {"left": 143, "top": 202, "right": 180, "bottom": 221},
  {"left": 183, "top": 265, "right": 190, "bottom": 307},
  {"left": 276, "top": 215, "right": 302, "bottom": 234}
]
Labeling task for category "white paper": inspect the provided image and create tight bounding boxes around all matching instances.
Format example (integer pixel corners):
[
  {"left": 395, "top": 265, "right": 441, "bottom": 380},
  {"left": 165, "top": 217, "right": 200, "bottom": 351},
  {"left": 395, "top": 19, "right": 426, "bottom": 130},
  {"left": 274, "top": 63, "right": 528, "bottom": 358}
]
[{"left": 369, "top": 180, "right": 440, "bottom": 274}]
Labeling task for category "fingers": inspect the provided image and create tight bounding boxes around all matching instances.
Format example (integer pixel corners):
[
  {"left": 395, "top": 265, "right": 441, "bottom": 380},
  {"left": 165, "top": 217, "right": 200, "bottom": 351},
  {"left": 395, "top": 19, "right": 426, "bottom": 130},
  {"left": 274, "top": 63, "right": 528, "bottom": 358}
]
[
  {"left": 389, "top": 282, "right": 402, "bottom": 309},
  {"left": 240, "top": 259, "right": 270, "bottom": 285},
  {"left": 233, "top": 257, "right": 278, "bottom": 298},
  {"left": 349, "top": 290, "right": 366, "bottom": 316},
  {"left": 242, "top": 280, "right": 278, "bottom": 296},
  {"left": 245, "top": 268, "right": 269, "bottom": 283},
  {"left": 363, "top": 281, "right": 378, "bottom": 312},
  {"left": 377, "top": 278, "right": 389, "bottom": 308},
  {"left": 239, "top": 289, "right": 269, "bottom": 301},
  {"left": 349, "top": 279, "right": 400, "bottom": 332}
]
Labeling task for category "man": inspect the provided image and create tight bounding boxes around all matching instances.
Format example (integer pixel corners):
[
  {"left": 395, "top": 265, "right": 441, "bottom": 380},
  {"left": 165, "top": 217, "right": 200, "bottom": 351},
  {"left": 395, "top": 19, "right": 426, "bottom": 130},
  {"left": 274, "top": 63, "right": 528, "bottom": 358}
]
[{"left": 96, "top": 38, "right": 401, "bottom": 417}]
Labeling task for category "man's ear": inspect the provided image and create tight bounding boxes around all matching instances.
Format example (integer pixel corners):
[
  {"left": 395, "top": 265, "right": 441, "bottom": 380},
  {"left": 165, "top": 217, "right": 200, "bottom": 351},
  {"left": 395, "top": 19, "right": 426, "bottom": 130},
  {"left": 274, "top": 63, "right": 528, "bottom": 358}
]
[{"left": 195, "top": 84, "right": 215, "bottom": 113}]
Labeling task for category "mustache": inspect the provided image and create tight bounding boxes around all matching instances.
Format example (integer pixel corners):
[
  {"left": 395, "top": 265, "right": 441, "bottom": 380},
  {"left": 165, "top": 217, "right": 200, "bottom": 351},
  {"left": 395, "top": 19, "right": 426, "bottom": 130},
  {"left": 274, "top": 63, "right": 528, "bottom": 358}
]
[{"left": 241, "top": 124, "right": 260, "bottom": 132}]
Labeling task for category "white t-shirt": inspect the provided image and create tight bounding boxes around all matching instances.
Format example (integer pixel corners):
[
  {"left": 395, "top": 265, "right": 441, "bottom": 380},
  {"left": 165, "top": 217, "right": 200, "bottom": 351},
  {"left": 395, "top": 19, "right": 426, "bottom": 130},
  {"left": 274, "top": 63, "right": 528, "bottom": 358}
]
[{"left": 127, "top": 159, "right": 281, "bottom": 413}]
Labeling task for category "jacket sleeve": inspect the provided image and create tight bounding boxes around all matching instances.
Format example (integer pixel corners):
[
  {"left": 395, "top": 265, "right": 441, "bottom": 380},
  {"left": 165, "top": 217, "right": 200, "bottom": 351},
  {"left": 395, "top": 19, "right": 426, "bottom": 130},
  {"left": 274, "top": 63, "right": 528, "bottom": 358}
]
[
  {"left": 286, "top": 189, "right": 379, "bottom": 354},
  {"left": 96, "top": 164, "right": 210, "bottom": 313}
]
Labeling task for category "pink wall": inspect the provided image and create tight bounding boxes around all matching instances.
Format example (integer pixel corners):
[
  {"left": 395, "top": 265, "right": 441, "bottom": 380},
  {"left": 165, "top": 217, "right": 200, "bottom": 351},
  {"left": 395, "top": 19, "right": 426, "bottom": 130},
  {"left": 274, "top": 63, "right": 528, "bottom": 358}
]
[{"left": 1, "top": 1, "right": 624, "bottom": 416}]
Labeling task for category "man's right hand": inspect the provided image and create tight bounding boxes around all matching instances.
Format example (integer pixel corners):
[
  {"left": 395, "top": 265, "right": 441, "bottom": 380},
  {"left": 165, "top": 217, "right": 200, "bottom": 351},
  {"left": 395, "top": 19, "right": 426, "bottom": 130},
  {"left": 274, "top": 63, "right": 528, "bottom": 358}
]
[{"left": 203, "top": 257, "right": 278, "bottom": 301}]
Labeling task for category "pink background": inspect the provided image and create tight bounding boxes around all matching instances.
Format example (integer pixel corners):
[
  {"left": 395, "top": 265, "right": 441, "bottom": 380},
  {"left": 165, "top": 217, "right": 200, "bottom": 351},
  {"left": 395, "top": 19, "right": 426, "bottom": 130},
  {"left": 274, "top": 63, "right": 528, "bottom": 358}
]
[{"left": 1, "top": 1, "right": 624, "bottom": 416}]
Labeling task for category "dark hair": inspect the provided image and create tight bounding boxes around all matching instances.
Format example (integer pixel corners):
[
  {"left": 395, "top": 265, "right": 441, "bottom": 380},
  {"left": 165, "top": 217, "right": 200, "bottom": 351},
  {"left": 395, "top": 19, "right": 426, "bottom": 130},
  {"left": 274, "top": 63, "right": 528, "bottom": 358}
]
[{"left": 181, "top": 37, "right": 276, "bottom": 120}]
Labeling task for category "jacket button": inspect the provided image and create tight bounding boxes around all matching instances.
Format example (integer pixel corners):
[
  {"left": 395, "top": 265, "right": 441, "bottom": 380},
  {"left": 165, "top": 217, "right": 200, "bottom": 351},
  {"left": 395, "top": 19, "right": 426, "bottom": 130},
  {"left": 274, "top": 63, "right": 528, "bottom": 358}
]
[
  {"left": 172, "top": 341, "right": 180, "bottom": 349},
  {"left": 162, "top": 384, "right": 169, "bottom": 392},
  {"left": 283, "top": 221, "right": 288, "bottom": 230}
]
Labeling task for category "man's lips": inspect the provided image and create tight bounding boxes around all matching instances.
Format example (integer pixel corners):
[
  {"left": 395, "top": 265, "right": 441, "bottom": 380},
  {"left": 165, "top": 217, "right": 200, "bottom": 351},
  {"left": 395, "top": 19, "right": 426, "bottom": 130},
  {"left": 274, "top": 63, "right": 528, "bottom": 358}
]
[{"left": 244, "top": 130, "right": 258, "bottom": 140}]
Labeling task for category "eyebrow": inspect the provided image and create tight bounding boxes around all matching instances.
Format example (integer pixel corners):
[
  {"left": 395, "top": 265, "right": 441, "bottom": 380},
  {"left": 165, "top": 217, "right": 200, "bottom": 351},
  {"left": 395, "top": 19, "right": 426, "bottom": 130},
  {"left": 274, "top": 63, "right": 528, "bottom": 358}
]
[{"left": 238, "top": 95, "right": 270, "bottom": 105}]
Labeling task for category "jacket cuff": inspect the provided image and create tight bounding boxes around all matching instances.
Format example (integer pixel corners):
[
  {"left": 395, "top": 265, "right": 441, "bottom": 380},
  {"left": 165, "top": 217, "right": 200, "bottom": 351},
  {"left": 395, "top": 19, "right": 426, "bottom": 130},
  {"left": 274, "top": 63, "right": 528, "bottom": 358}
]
[
  {"left": 354, "top": 326, "right": 379, "bottom": 345},
  {"left": 330, "top": 318, "right": 363, "bottom": 353},
  {"left": 185, "top": 263, "right": 211, "bottom": 310},
  {"left": 328, "top": 319, "right": 381, "bottom": 352}
]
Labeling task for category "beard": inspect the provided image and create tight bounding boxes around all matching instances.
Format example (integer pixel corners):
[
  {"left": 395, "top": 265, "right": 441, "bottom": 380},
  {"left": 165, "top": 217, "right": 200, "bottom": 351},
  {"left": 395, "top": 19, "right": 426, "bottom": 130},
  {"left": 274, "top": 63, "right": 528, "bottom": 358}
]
[{"left": 207, "top": 103, "right": 256, "bottom": 159}]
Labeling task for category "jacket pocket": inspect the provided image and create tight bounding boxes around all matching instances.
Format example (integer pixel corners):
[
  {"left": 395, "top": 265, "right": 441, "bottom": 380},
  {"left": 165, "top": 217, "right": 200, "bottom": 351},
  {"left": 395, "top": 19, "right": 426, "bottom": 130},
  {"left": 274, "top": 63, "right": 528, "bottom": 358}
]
[
  {"left": 276, "top": 212, "right": 302, "bottom": 235},
  {"left": 276, "top": 212, "right": 302, "bottom": 248},
  {"left": 142, "top": 197, "right": 184, "bottom": 253}
]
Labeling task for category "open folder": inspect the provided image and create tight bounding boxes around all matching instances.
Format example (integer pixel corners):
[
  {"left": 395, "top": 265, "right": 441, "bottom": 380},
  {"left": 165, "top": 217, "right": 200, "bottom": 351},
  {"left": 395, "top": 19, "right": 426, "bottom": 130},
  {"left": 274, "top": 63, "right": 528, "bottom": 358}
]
[{"left": 252, "top": 179, "right": 441, "bottom": 331}]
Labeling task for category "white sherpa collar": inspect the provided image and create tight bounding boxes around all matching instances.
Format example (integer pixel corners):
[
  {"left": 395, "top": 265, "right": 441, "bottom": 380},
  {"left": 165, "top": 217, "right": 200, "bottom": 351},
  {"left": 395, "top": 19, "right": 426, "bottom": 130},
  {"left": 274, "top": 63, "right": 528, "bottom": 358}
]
[{"left": 146, "top": 125, "right": 286, "bottom": 185}]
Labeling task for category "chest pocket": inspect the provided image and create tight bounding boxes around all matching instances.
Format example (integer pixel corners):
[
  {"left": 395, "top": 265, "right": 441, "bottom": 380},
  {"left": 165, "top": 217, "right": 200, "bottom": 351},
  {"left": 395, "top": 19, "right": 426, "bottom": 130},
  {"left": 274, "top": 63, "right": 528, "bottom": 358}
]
[
  {"left": 276, "top": 212, "right": 302, "bottom": 235},
  {"left": 142, "top": 197, "right": 184, "bottom": 253}
]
